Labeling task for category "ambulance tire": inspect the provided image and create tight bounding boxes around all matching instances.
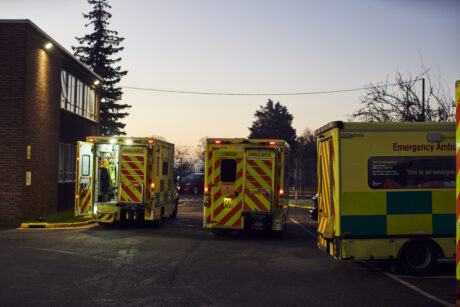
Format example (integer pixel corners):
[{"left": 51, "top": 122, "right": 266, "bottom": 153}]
[
  {"left": 400, "top": 240, "right": 438, "bottom": 275},
  {"left": 171, "top": 202, "right": 178, "bottom": 219}
]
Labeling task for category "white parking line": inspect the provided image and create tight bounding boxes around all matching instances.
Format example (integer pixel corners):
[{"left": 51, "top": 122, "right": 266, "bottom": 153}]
[
  {"left": 289, "top": 217, "right": 316, "bottom": 237},
  {"left": 392, "top": 275, "right": 455, "bottom": 279},
  {"left": 289, "top": 217, "right": 454, "bottom": 307},
  {"left": 360, "top": 261, "right": 454, "bottom": 307}
]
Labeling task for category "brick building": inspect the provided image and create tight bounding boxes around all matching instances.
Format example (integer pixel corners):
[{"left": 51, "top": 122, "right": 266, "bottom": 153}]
[{"left": 0, "top": 20, "right": 101, "bottom": 226}]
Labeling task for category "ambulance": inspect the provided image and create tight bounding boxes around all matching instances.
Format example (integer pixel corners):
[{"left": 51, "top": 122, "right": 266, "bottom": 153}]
[
  {"left": 203, "top": 138, "right": 289, "bottom": 233},
  {"left": 315, "top": 121, "right": 455, "bottom": 274},
  {"left": 75, "top": 137, "right": 178, "bottom": 225}
]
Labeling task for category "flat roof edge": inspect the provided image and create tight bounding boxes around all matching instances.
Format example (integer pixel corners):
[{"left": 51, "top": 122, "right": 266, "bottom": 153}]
[{"left": 0, "top": 19, "right": 102, "bottom": 81}]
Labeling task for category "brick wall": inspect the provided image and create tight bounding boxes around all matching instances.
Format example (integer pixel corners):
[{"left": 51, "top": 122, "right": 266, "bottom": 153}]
[
  {"left": 0, "top": 21, "right": 100, "bottom": 225},
  {"left": 22, "top": 25, "right": 62, "bottom": 220},
  {"left": 0, "top": 23, "right": 27, "bottom": 225}
]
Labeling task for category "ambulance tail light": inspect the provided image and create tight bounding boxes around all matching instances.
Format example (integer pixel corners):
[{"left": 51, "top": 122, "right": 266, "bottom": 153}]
[
  {"left": 148, "top": 139, "right": 154, "bottom": 144},
  {"left": 269, "top": 141, "right": 276, "bottom": 146},
  {"left": 88, "top": 138, "right": 94, "bottom": 143},
  {"left": 204, "top": 186, "right": 209, "bottom": 194},
  {"left": 151, "top": 182, "right": 155, "bottom": 190},
  {"left": 75, "top": 194, "right": 79, "bottom": 199},
  {"left": 279, "top": 189, "right": 284, "bottom": 198},
  {"left": 214, "top": 140, "right": 222, "bottom": 145}
]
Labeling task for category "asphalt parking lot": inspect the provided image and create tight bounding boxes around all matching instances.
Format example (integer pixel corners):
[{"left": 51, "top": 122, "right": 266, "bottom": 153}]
[{"left": 0, "top": 194, "right": 455, "bottom": 306}]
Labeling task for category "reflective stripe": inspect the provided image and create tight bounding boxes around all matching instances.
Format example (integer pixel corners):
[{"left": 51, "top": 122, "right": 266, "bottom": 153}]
[
  {"left": 244, "top": 154, "right": 273, "bottom": 212},
  {"left": 80, "top": 189, "right": 92, "bottom": 214},
  {"left": 119, "top": 151, "right": 145, "bottom": 203}
]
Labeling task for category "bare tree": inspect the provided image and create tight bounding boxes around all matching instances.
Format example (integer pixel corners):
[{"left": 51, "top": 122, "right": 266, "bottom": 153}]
[
  {"left": 195, "top": 137, "right": 207, "bottom": 169},
  {"left": 292, "top": 128, "right": 317, "bottom": 194},
  {"left": 353, "top": 69, "right": 455, "bottom": 122},
  {"left": 149, "top": 134, "right": 166, "bottom": 141},
  {"left": 174, "top": 146, "right": 194, "bottom": 178}
]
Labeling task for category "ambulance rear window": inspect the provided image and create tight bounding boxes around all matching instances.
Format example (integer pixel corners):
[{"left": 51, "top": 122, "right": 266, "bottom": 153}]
[
  {"left": 221, "top": 159, "right": 236, "bottom": 182},
  {"left": 81, "top": 155, "right": 90, "bottom": 176}
]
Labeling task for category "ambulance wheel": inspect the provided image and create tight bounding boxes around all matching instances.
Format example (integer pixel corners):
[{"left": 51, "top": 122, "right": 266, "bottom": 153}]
[
  {"left": 192, "top": 186, "right": 199, "bottom": 195},
  {"left": 400, "top": 240, "right": 437, "bottom": 275}
]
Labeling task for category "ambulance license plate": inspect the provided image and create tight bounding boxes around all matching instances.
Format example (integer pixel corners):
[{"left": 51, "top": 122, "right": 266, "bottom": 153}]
[{"left": 223, "top": 198, "right": 234, "bottom": 208}]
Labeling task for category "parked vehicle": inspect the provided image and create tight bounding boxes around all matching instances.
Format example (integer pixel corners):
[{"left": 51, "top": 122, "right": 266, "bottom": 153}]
[
  {"left": 315, "top": 121, "right": 455, "bottom": 274},
  {"left": 75, "top": 137, "right": 178, "bottom": 225},
  {"left": 203, "top": 138, "right": 290, "bottom": 233},
  {"left": 309, "top": 194, "right": 318, "bottom": 220},
  {"left": 179, "top": 173, "right": 204, "bottom": 194}
]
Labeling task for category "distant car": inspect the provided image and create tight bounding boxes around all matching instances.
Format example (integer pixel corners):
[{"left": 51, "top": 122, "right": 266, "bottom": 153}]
[
  {"left": 178, "top": 173, "right": 204, "bottom": 194},
  {"left": 309, "top": 193, "right": 318, "bottom": 220}
]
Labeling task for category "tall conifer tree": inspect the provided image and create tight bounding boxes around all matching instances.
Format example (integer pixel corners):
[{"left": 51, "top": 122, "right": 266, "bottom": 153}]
[
  {"left": 73, "top": 0, "right": 130, "bottom": 136},
  {"left": 248, "top": 99, "right": 297, "bottom": 148}
]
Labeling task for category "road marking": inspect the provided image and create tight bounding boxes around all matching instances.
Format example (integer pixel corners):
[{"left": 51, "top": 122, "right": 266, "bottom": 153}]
[
  {"left": 289, "top": 218, "right": 454, "bottom": 306},
  {"left": 289, "top": 217, "right": 316, "bottom": 237},
  {"left": 359, "top": 261, "right": 454, "bottom": 307},
  {"left": 19, "top": 247, "right": 79, "bottom": 255},
  {"left": 392, "top": 275, "right": 455, "bottom": 279}
]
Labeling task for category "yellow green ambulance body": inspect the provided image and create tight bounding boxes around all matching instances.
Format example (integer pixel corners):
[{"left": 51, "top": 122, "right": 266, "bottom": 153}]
[
  {"left": 316, "top": 121, "right": 455, "bottom": 273},
  {"left": 75, "top": 137, "right": 178, "bottom": 224},
  {"left": 203, "top": 138, "right": 289, "bottom": 232}
]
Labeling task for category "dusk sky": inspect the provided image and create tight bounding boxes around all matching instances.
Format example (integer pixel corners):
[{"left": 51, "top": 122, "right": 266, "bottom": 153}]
[{"left": 2, "top": 0, "right": 459, "bottom": 147}]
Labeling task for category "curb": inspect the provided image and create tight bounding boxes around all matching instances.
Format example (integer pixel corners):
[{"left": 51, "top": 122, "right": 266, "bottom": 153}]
[{"left": 20, "top": 219, "right": 96, "bottom": 229}]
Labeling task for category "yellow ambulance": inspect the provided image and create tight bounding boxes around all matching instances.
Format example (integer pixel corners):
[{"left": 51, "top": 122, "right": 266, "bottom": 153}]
[
  {"left": 315, "top": 121, "right": 455, "bottom": 274},
  {"left": 203, "top": 138, "right": 289, "bottom": 233},
  {"left": 75, "top": 137, "right": 178, "bottom": 225}
]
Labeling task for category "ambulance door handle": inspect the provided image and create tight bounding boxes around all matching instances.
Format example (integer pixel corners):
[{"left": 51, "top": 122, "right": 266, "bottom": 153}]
[{"left": 235, "top": 191, "right": 239, "bottom": 197}]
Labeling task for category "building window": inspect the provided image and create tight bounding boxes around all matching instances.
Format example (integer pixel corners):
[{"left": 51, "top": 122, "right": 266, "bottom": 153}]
[
  {"left": 60, "top": 69, "right": 97, "bottom": 121},
  {"left": 83, "top": 85, "right": 90, "bottom": 118},
  {"left": 60, "top": 71, "right": 67, "bottom": 109},
  {"left": 66, "top": 73, "right": 76, "bottom": 113},
  {"left": 76, "top": 80, "right": 83, "bottom": 115},
  {"left": 58, "top": 143, "right": 76, "bottom": 183}
]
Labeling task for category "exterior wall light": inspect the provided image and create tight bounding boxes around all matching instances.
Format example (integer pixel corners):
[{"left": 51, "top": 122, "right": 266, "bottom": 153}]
[
  {"left": 44, "top": 42, "right": 53, "bottom": 49},
  {"left": 93, "top": 80, "right": 100, "bottom": 86}
]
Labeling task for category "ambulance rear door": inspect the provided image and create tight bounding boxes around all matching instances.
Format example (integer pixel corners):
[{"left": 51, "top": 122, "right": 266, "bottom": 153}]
[
  {"left": 243, "top": 150, "right": 275, "bottom": 213},
  {"left": 76, "top": 141, "right": 94, "bottom": 216},
  {"left": 118, "top": 146, "right": 147, "bottom": 203},
  {"left": 210, "top": 149, "right": 244, "bottom": 228}
]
